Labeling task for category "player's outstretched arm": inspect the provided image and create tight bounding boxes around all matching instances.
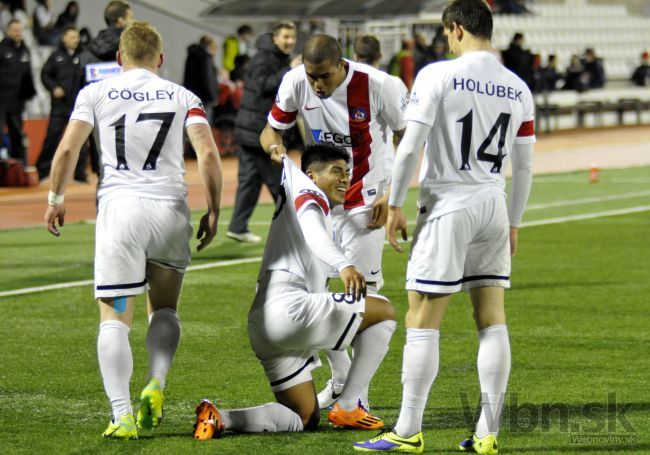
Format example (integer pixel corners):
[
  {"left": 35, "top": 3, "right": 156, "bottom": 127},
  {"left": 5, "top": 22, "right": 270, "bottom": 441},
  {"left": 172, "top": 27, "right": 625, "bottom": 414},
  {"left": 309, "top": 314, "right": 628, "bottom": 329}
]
[
  {"left": 44, "top": 119, "right": 93, "bottom": 236},
  {"left": 187, "top": 123, "right": 223, "bottom": 251},
  {"left": 508, "top": 142, "right": 534, "bottom": 257},
  {"left": 260, "top": 123, "right": 287, "bottom": 164}
]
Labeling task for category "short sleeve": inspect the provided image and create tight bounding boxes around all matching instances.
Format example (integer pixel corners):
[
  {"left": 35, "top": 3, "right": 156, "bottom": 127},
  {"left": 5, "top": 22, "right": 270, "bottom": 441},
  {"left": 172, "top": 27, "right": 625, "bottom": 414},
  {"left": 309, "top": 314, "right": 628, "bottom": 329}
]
[
  {"left": 515, "top": 86, "right": 536, "bottom": 145},
  {"left": 267, "top": 70, "right": 299, "bottom": 129},
  {"left": 184, "top": 89, "right": 209, "bottom": 127},
  {"left": 378, "top": 75, "right": 407, "bottom": 131},
  {"left": 404, "top": 65, "right": 443, "bottom": 127},
  {"left": 69, "top": 85, "right": 95, "bottom": 126}
]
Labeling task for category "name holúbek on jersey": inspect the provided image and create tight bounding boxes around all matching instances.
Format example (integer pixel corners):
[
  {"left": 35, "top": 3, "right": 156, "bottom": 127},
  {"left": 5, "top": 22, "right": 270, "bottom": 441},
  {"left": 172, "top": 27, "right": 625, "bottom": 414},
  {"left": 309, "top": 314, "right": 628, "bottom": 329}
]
[
  {"left": 107, "top": 88, "right": 175, "bottom": 102},
  {"left": 453, "top": 77, "right": 522, "bottom": 102}
]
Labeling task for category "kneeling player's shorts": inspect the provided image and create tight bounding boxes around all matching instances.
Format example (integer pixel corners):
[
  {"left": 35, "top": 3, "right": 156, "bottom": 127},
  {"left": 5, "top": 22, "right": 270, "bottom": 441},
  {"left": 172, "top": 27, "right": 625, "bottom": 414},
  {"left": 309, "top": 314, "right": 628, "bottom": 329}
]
[
  {"left": 406, "top": 195, "right": 510, "bottom": 294},
  {"left": 248, "top": 271, "right": 366, "bottom": 392},
  {"left": 94, "top": 196, "right": 192, "bottom": 299},
  {"left": 332, "top": 207, "right": 385, "bottom": 290}
]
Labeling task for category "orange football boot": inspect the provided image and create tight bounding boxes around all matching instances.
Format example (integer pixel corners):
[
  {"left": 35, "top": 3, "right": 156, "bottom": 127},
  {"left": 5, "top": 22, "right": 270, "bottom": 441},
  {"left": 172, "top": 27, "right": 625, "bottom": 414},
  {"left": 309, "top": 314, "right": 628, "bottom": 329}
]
[
  {"left": 328, "top": 400, "right": 384, "bottom": 430},
  {"left": 193, "top": 399, "right": 224, "bottom": 440}
]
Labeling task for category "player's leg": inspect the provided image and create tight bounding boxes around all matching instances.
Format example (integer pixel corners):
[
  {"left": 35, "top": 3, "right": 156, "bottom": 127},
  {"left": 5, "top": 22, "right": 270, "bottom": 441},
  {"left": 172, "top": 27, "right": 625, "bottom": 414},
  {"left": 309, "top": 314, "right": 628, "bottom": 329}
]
[
  {"left": 94, "top": 197, "right": 150, "bottom": 439},
  {"left": 97, "top": 296, "right": 139, "bottom": 439},
  {"left": 328, "top": 296, "right": 396, "bottom": 429},
  {"left": 138, "top": 199, "right": 192, "bottom": 429},
  {"left": 459, "top": 197, "right": 511, "bottom": 454}
]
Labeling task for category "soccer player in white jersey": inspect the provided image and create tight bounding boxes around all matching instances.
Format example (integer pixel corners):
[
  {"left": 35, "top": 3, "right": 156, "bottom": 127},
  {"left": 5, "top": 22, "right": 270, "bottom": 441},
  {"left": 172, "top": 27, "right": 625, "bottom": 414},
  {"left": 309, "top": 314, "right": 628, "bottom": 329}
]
[
  {"left": 193, "top": 144, "right": 396, "bottom": 439},
  {"left": 261, "top": 34, "right": 406, "bottom": 409},
  {"left": 43, "top": 21, "right": 223, "bottom": 440},
  {"left": 354, "top": 0, "right": 535, "bottom": 453}
]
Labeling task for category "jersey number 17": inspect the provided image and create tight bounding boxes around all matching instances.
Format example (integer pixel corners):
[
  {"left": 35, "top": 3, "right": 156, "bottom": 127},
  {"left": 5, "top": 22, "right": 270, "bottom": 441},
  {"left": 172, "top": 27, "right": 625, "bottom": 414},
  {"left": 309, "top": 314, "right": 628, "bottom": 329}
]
[{"left": 109, "top": 112, "right": 176, "bottom": 171}]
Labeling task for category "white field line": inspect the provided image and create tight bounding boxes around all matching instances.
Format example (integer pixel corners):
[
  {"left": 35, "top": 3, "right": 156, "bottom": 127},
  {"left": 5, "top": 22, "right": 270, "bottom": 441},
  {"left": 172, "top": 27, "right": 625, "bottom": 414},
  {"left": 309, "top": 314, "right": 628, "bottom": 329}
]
[
  {"left": 2, "top": 204, "right": 649, "bottom": 299},
  {"left": 526, "top": 190, "right": 650, "bottom": 211}
]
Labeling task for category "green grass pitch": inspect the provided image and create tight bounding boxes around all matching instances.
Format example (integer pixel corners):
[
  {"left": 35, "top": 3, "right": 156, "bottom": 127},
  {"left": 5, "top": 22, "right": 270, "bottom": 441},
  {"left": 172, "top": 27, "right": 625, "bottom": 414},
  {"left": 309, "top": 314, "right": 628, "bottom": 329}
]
[{"left": 1, "top": 166, "right": 649, "bottom": 454}]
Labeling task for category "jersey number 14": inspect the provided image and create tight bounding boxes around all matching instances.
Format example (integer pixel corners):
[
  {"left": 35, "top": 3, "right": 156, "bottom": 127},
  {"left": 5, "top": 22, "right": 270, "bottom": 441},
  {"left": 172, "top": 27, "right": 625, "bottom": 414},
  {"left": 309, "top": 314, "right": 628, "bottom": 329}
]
[
  {"left": 457, "top": 109, "right": 510, "bottom": 173},
  {"left": 110, "top": 112, "right": 176, "bottom": 171}
]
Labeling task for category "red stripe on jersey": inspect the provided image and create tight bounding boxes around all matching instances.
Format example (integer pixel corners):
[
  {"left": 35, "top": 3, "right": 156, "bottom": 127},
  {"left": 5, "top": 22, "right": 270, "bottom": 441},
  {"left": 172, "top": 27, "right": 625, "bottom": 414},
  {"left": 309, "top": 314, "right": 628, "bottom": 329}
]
[
  {"left": 345, "top": 71, "right": 372, "bottom": 210},
  {"left": 271, "top": 103, "right": 298, "bottom": 124},
  {"left": 295, "top": 192, "right": 330, "bottom": 216},
  {"left": 517, "top": 120, "right": 535, "bottom": 137},
  {"left": 187, "top": 107, "right": 207, "bottom": 118}
]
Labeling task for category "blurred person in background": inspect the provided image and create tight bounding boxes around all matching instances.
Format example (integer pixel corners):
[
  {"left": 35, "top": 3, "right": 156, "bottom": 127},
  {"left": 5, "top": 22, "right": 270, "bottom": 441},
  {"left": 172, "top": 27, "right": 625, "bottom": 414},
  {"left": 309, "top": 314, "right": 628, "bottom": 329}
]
[
  {"left": 55, "top": 1, "right": 79, "bottom": 30},
  {"left": 631, "top": 51, "right": 650, "bottom": 87},
  {"left": 36, "top": 26, "right": 82, "bottom": 181},
  {"left": 33, "top": 0, "right": 56, "bottom": 45},
  {"left": 581, "top": 47, "right": 605, "bottom": 89},
  {"left": 223, "top": 24, "right": 254, "bottom": 76},
  {"left": 501, "top": 32, "right": 533, "bottom": 89},
  {"left": 183, "top": 35, "right": 220, "bottom": 126},
  {"left": 227, "top": 20, "right": 300, "bottom": 243},
  {"left": 0, "top": 19, "right": 36, "bottom": 164},
  {"left": 563, "top": 54, "right": 585, "bottom": 91}
]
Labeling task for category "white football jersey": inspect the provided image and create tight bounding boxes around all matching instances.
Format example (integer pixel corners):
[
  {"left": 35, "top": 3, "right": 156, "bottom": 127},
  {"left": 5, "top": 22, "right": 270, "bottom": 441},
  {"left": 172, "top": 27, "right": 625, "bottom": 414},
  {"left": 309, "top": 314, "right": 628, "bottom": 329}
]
[
  {"left": 269, "top": 60, "right": 406, "bottom": 212},
  {"left": 383, "top": 75, "right": 409, "bottom": 185},
  {"left": 70, "top": 68, "right": 209, "bottom": 203},
  {"left": 258, "top": 159, "right": 335, "bottom": 293},
  {"left": 406, "top": 51, "right": 536, "bottom": 220}
]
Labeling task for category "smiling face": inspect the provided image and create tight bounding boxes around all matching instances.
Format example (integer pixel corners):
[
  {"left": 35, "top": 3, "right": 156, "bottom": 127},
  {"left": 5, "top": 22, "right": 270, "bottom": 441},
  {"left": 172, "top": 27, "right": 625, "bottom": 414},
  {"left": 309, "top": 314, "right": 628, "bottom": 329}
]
[
  {"left": 304, "top": 58, "right": 347, "bottom": 99},
  {"left": 307, "top": 159, "right": 350, "bottom": 206},
  {"left": 272, "top": 27, "right": 297, "bottom": 55}
]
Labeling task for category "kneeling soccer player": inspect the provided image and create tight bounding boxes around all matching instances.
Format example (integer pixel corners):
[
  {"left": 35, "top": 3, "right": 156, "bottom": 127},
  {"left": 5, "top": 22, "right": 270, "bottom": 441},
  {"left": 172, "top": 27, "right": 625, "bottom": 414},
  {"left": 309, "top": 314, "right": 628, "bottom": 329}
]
[{"left": 194, "top": 143, "right": 396, "bottom": 438}]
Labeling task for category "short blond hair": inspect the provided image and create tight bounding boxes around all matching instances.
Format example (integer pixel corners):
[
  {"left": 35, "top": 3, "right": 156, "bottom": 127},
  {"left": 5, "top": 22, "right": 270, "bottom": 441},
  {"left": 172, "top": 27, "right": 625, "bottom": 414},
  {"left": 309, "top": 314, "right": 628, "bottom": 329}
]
[{"left": 119, "top": 20, "right": 162, "bottom": 65}]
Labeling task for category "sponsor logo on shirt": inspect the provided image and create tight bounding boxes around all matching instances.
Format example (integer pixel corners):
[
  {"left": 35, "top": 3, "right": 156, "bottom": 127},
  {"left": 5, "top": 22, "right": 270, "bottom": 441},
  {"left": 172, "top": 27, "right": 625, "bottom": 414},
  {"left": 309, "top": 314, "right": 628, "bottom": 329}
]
[{"left": 311, "top": 129, "right": 353, "bottom": 146}]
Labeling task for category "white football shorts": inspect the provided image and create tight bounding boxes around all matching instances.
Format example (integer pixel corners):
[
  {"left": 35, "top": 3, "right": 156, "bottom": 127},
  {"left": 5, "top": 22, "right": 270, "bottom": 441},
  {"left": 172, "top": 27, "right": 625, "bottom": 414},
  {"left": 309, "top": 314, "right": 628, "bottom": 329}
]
[
  {"left": 248, "top": 270, "right": 366, "bottom": 392},
  {"left": 406, "top": 195, "right": 511, "bottom": 294},
  {"left": 94, "top": 196, "right": 192, "bottom": 299},
  {"left": 332, "top": 207, "right": 385, "bottom": 289}
]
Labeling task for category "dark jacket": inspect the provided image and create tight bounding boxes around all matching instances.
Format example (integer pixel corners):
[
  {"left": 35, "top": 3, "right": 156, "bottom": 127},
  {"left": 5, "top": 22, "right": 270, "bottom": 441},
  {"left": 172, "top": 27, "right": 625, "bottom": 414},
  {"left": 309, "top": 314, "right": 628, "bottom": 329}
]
[
  {"left": 502, "top": 44, "right": 534, "bottom": 89},
  {"left": 234, "top": 33, "right": 291, "bottom": 147},
  {"left": 0, "top": 37, "right": 36, "bottom": 104},
  {"left": 631, "top": 64, "right": 650, "bottom": 87},
  {"left": 183, "top": 44, "right": 219, "bottom": 105},
  {"left": 78, "top": 27, "right": 122, "bottom": 86},
  {"left": 41, "top": 44, "right": 82, "bottom": 115}
]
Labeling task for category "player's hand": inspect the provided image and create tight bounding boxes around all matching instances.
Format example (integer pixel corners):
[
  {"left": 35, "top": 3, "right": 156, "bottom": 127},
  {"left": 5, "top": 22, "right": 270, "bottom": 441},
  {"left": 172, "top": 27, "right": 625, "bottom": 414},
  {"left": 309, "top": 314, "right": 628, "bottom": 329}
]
[
  {"left": 53, "top": 86, "right": 65, "bottom": 98},
  {"left": 45, "top": 203, "right": 66, "bottom": 237},
  {"left": 197, "top": 209, "right": 219, "bottom": 251},
  {"left": 268, "top": 144, "right": 287, "bottom": 165},
  {"left": 387, "top": 206, "right": 408, "bottom": 253},
  {"left": 339, "top": 266, "right": 366, "bottom": 302},
  {"left": 367, "top": 194, "right": 388, "bottom": 229},
  {"left": 510, "top": 226, "right": 518, "bottom": 257}
]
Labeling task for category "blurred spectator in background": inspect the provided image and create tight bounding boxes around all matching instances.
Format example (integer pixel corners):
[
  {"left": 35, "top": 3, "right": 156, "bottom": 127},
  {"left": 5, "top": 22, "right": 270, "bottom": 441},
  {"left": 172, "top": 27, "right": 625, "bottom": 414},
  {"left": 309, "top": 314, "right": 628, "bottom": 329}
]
[
  {"left": 223, "top": 24, "right": 254, "bottom": 76},
  {"left": 631, "top": 51, "right": 650, "bottom": 87},
  {"left": 0, "top": 19, "right": 35, "bottom": 164},
  {"left": 76, "top": 0, "right": 133, "bottom": 181},
  {"left": 389, "top": 39, "right": 415, "bottom": 90},
  {"left": 55, "top": 1, "right": 79, "bottom": 30},
  {"left": 540, "top": 54, "right": 561, "bottom": 91},
  {"left": 79, "top": 26, "right": 91, "bottom": 48},
  {"left": 501, "top": 32, "right": 533, "bottom": 89},
  {"left": 36, "top": 26, "right": 81, "bottom": 180},
  {"left": 563, "top": 54, "right": 585, "bottom": 91},
  {"left": 228, "top": 20, "right": 300, "bottom": 243},
  {"left": 0, "top": 2, "right": 12, "bottom": 34},
  {"left": 33, "top": 0, "right": 56, "bottom": 45},
  {"left": 183, "top": 35, "right": 220, "bottom": 126},
  {"left": 581, "top": 47, "right": 605, "bottom": 89},
  {"left": 413, "top": 32, "right": 432, "bottom": 75},
  {"left": 430, "top": 37, "right": 449, "bottom": 63}
]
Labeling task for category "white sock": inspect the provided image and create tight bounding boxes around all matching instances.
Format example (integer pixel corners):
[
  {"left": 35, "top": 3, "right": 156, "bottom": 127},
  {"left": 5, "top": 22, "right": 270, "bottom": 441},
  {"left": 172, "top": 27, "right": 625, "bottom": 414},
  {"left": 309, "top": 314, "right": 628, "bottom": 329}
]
[
  {"left": 325, "top": 349, "right": 351, "bottom": 385},
  {"left": 337, "top": 320, "right": 396, "bottom": 410},
  {"left": 475, "top": 324, "right": 511, "bottom": 438},
  {"left": 221, "top": 402, "right": 304, "bottom": 432},
  {"left": 146, "top": 308, "right": 181, "bottom": 390},
  {"left": 97, "top": 320, "right": 133, "bottom": 420},
  {"left": 394, "top": 328, "right": 440, "bottom": 438}
]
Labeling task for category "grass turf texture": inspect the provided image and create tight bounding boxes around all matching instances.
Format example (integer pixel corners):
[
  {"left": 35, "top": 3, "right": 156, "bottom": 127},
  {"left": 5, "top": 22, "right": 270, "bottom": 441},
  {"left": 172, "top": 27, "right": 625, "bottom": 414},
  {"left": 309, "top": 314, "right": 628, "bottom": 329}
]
[{"left": 0, "top": 166, "right": 649, "bottom": 453}]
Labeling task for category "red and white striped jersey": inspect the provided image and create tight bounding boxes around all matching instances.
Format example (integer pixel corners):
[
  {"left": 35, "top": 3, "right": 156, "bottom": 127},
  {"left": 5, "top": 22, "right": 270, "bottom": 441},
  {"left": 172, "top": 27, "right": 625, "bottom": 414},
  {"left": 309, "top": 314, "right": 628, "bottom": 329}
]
[
  {"left": 70, "top": 68, "right": 209, "bottom": 203},
  {"left": 268, "top": 60, "right": 406, "bottom": 212},
  {"left": 405, "top": 51, "right": 536, "bottom": 220}
]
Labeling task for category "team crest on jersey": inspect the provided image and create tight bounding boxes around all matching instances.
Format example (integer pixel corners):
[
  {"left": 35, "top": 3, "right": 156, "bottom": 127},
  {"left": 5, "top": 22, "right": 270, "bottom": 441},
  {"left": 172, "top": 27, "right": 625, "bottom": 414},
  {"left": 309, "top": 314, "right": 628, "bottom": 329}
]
[{"left": 350, "top": 107, "right": 368, "bottom": 123}]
